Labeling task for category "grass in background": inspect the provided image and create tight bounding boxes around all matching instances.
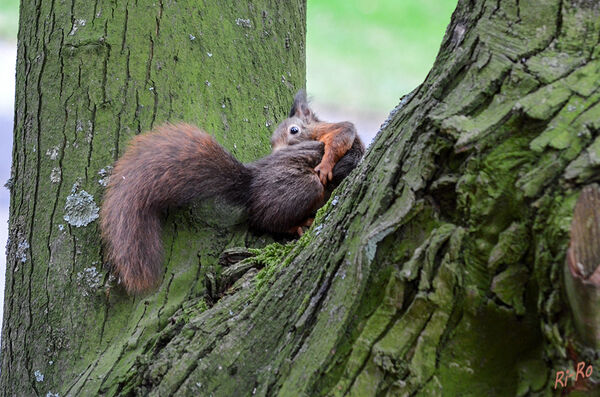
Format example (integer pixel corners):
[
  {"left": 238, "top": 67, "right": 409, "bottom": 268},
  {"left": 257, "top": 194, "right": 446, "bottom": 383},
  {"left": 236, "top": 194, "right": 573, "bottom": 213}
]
[
  {"left": 0, "top": 0, "right": 457, "bottom": 113},
  {"left": 0, "top": 0, "right": 18, "bottom": 41},
  {"left": 307, "top": 0, "right": 457, "bottom": 113}
]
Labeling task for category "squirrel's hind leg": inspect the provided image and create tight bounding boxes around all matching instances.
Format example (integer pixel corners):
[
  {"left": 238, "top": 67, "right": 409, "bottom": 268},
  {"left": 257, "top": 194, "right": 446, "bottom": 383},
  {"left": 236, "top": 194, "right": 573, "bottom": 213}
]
[{"left": 288, "top": 217, "right": 315, "bottom": 236}]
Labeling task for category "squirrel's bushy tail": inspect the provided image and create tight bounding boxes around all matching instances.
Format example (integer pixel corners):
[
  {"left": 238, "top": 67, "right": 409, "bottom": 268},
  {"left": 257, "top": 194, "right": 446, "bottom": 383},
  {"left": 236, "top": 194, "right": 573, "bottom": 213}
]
[{"left": 100, "top": 123, "right": 251, "bottom": 293}]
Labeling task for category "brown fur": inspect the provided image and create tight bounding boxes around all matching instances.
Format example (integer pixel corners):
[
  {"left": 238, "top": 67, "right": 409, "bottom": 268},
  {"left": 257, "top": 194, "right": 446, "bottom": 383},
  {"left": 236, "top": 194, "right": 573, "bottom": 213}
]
[
  {"left": 246, "top": 141, "right": 327, "bottom": 233},
  {"left": 311, "top": 122, "right": 356, "bottom": 183},
  {"left": 270, "top": 90, "right": 362, "bottom": 184},
  {"left": 101, "top": 94, "right": 364, "bottom": 294},
  {"left": 100, "top": 123, "right": 252, "bottom": 293}
]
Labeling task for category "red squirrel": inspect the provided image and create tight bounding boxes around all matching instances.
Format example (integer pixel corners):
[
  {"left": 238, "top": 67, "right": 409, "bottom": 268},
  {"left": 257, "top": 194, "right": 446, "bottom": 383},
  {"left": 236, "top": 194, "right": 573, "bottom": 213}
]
[
  {"left": 272, "top": 90, "right": 359, "bottom": 185},
  {"left": 99, "top": 90, "right": 364, "bottom": 293}
]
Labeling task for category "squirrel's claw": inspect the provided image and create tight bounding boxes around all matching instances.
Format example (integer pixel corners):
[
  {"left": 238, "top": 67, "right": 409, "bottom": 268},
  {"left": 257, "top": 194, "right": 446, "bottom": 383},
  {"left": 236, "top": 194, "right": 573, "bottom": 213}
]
[
  {"left": 315, "top": 162, "right": 333, "bottom": 185},
  {"left": 319, "top": 174, "right": 328, "bottom": 185},
  {"left": 288, "top": 225, "right": 304, "bottom": 236},
  {"left": 288, "top": 218, "right": 314, "bottom": 236}
]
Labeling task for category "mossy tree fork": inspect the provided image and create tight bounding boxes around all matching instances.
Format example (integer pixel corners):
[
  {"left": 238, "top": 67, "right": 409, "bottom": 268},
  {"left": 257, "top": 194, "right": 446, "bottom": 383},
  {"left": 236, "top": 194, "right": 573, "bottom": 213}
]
[{"left": 3, "top": 0, "right": 600, "bottom": 395}]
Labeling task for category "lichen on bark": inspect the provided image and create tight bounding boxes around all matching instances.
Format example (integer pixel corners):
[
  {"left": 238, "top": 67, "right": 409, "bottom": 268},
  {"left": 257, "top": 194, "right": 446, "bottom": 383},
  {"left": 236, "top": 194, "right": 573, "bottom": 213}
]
[
  {"left": 4, "top": 0, "right": 600, "bottom": 396},
  {"left": 2, "top": 0, "right": 306, "bottom": 395}
]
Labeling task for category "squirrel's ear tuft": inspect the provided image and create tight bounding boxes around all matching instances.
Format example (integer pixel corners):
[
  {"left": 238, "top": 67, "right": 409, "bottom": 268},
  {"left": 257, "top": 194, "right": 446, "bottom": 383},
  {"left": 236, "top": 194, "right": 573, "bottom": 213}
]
[{"left": 289, "top": 89, "right": 317, "bottom": 122}]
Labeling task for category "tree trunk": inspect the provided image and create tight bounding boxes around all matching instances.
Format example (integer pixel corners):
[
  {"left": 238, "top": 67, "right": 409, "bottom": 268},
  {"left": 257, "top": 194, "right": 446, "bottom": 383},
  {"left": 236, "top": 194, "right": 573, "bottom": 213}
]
[
  {"left": 4, "top": 0, "right": 600, "bottom": 396},
  {"left": 1, "top": 0, "right": 306, "bottom": 395}
]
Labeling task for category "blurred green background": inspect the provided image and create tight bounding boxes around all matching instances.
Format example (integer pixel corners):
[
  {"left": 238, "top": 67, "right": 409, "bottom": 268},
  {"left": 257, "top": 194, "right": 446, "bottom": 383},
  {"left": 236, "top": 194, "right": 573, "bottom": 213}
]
[
  {"left": 0, "top": 0, "right": 457, "bottom": 138},
  {"left": 307, "top": 0, "right": 457, "bottom": 140},
  {"left": 0, "top": 0, "right": 18, "bottom": 40},
  {"left": 307, "top": 0, "right": 456, "bottom": 115}
]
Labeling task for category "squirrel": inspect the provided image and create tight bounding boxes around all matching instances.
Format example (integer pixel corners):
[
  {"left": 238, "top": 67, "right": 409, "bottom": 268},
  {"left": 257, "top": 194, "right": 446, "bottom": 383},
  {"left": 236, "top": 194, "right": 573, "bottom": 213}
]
[
  {"left": 272, "top": 90, "right": 361, "bottom": 185},
  {"left": 99, "top": 90, "right": 365, "bottom": 294}
]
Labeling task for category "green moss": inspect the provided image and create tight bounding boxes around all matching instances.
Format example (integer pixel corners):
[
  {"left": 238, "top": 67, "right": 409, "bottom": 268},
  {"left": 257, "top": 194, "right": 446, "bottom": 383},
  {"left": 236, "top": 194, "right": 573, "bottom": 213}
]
[
  {"left": 4, "top": 0, "right": 308, "bottom": 394},
  {"left": 491, "top": 265, "right": 529, "bottom": 315},
  {"left": 417, "top": 223, "right": 456, "bottom": 291},
  {"left": 530, "top": 93, "right": 598, "bottom": 153},
  {"left": 436, "top": 302, "right": 544, "bottom": 396},
  {"left": 515, "top": 359, "right": 548, "bottom": 396},
  {"left": 10, "top": 0, "right": 600, "bottom": 394},
  {"left": 564, "top": 60, "right": 600, "bottom": 97},
  {"left": 488, "top": 222, "right": 529, "bottom": 272},
  {"left": 252, "top": 242, "right": 296, "bottom": 294},
  {"left": 518, "top": 81, "right": 572, "bottom": 121}
]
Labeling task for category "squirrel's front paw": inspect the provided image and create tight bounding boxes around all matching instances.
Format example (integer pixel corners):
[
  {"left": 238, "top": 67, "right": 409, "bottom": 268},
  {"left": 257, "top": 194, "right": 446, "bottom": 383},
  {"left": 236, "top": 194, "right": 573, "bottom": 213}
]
[{"left": 315, "top": 162, "right": 333, "bottom": 185}]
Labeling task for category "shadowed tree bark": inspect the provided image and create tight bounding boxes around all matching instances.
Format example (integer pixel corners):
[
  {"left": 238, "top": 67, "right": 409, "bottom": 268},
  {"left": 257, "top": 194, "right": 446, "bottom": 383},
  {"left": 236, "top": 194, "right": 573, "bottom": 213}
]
[{"left": 3, "top": 0, "right": 600, "bottom": 396}]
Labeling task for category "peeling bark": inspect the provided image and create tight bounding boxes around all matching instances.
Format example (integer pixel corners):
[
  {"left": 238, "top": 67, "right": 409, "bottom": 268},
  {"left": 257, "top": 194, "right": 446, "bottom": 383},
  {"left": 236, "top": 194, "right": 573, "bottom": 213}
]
[{"left": 4, "top": 0, "right": 600, "bottom": 396}]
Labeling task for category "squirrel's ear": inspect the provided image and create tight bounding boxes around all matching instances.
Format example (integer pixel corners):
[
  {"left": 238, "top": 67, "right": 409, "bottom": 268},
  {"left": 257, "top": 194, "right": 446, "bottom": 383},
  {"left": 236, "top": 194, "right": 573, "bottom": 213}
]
[{"left": 289, "top": 89, "right": 317, "bottom": 122}]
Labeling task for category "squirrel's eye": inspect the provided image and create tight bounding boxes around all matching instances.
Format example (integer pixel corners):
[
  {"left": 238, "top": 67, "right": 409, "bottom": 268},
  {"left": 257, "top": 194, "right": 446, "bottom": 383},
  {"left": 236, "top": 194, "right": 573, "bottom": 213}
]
[{"left": 290, "top": 126, "right": 300, "bottom": 135}]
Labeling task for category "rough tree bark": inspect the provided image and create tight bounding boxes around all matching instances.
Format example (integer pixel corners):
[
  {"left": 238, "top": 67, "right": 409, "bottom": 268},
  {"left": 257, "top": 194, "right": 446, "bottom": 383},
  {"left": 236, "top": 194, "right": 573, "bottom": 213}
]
[
  {"left": 1, "top": 0, "right": 306, "bottom": 395},
  {"left": 3, "top": 0, "right": 600, "bottom": 396}
]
